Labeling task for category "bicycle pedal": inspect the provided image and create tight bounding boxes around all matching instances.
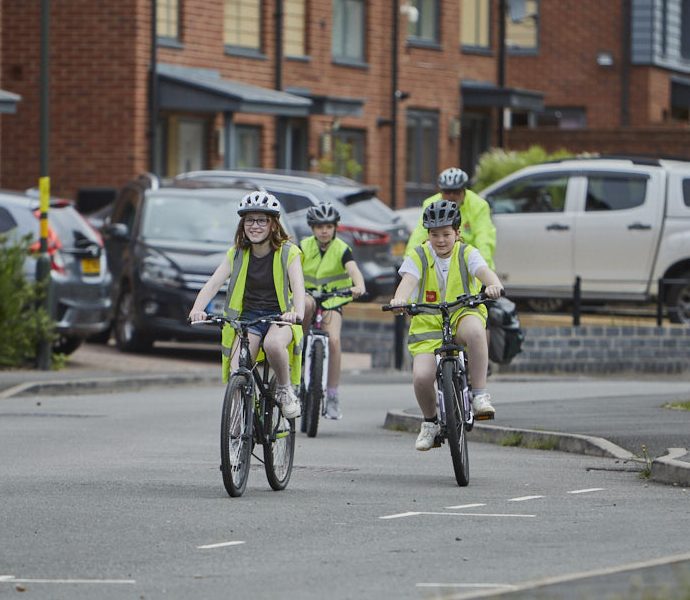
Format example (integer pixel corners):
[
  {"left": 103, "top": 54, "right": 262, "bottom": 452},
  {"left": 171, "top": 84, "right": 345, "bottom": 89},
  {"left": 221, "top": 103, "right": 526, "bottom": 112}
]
[
  {"left": 475, "top": 413, "right": 495, "bottom": 421},
  {"left": 433, "top": 436, "right": 443, "bottom": 448}
]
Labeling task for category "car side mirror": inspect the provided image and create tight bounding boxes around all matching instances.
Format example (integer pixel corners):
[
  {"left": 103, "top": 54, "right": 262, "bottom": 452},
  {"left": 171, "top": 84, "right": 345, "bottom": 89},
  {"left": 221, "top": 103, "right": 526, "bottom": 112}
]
[{"left": 104, "top": 222, "right": 129, "bottom": 240}]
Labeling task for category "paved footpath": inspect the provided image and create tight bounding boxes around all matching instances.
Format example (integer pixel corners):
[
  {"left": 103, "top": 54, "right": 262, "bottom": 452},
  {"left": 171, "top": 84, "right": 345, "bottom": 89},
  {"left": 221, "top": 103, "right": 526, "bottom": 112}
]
[{"left": 1, "top": 342, "right": 689, "bottom": 487}]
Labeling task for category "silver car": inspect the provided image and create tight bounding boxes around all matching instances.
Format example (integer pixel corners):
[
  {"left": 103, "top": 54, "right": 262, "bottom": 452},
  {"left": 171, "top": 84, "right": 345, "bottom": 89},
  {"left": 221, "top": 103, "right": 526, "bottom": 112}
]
[{"left": 0, "top": 190, "right": 112, "bottom": 354}]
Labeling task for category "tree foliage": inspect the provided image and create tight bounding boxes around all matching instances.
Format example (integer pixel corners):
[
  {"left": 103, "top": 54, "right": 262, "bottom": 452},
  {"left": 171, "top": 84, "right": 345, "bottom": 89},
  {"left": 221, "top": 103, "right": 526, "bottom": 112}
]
[{"left": 0, "top": 235, "right": 55, "bottom": 368}]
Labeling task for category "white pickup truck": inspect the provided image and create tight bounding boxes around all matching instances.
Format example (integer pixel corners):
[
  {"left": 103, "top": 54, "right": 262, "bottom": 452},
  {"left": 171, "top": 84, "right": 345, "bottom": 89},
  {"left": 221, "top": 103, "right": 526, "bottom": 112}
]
[{"left": 480, "top": 157, "right": 690, "bottom": 323}]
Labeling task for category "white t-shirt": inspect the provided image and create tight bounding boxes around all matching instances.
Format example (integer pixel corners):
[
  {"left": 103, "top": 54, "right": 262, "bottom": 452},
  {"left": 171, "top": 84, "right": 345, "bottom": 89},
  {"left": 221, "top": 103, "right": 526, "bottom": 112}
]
[{"left": 398, "top": 242, "right": 487, "bottom": 300}]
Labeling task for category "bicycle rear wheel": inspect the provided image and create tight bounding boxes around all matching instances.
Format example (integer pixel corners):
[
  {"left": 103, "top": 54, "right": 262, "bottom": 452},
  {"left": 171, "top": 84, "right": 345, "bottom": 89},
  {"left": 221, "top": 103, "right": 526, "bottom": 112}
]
[
  {"left": 263, "top": 377, "right": 296, "bottom": 490},
  {"left": 441, "top": 361, "right": 469, "bottom": 487},
  {"left": 304, "top": 340, "right": 325, "bottom": 438},
  {"left": 220, "top": 374, "right": 253, "bottom": 497}
]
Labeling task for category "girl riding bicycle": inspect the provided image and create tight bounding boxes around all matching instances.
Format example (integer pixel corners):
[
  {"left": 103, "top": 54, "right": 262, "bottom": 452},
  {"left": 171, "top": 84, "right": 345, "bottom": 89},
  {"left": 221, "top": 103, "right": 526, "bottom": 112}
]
[
  {"left": 300, "top": 203, "right": 365, "bottom": 420},
  {"left": 389, "top": 200, "right": 504, "bottom": 450},
  {"left": 189, "top": 191, "right": 305, "bottom": 420}
]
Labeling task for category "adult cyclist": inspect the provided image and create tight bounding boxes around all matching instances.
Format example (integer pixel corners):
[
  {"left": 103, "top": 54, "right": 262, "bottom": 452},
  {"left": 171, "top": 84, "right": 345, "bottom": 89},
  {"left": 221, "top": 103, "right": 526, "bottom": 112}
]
[{"left": 405, "top": 167, "right": 496, "bottom": 269}]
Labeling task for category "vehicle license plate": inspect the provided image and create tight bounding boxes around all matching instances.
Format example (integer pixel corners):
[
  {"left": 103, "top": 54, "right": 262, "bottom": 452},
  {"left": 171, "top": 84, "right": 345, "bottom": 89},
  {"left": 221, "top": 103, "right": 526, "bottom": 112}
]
[
  {"left": 81, "top": 257, "right": 100, "bottom": 275},
  {"left": 391, "top": 241, "right": 406, "bottom": 257}
]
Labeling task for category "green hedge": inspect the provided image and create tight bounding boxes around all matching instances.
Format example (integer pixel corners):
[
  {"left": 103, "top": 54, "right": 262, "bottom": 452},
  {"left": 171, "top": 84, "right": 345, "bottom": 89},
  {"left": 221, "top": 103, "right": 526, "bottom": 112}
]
[{"left": 0, "top": 235, "right": 55, "bottom": 368}]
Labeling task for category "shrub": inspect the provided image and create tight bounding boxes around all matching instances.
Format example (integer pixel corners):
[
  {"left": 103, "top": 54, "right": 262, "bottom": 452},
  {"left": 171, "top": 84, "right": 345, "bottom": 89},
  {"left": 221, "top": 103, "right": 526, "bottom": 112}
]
[
  {"left": 0, "top": 234, "right": 55, "bottom": 368},
  {"left": 472, "top": 145, "right": 575, "bottom": 192}
]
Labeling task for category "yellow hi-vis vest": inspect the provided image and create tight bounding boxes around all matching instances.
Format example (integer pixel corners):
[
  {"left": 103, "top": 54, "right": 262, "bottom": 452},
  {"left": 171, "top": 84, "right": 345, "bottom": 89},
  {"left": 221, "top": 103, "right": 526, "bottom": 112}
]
[
  {"left": 221, "top": 242, "right": 303, "bottom": 385},
  {"left": 300, "top": 236, "right": 353, "bottom": 310},
  {"left": 407, "top": 242, "right": 487, "bottom": 356}
]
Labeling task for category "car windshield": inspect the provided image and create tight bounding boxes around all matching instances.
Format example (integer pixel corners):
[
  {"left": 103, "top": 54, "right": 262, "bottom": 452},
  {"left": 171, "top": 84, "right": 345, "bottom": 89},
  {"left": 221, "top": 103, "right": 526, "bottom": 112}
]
[{"left": 141, "top": 192, "right": 243, "bottom": 244}]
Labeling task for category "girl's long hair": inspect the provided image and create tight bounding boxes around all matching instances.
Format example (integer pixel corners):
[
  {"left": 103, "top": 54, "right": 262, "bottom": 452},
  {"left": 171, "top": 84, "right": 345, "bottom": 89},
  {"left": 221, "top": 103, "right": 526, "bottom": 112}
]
[{"left": 234, "top": 214, "right": 290, "bottom": 250}]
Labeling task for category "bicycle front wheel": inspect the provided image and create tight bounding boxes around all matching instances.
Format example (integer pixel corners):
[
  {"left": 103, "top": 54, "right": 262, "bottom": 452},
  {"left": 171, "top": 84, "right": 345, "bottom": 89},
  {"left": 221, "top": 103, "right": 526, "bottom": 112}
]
[
  {"left": 220, "top": 374, "right": 253, "bottom": 497},
  {"left": 441, "top": 361, "right": 469, "bottom": 487},
  {"left": 263, "top": 377, "right": 296, "bottom": 490},
  {"left": 304, "top": 339, "right": 325, "bottom": 438}
]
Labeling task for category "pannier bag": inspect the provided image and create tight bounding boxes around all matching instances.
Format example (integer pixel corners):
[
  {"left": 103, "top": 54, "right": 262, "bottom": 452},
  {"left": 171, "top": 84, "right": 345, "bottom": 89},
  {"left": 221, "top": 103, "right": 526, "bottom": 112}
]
[{"left": 487, "top": 297, "right": 524, "bottom": 365}]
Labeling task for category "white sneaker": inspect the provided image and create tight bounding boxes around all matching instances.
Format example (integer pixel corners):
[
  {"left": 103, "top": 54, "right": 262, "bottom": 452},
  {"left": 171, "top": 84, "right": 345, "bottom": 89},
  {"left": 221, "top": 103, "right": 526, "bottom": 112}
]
[
  {"left": 324, "top": 396, "right": 342, "bottom": 420},
  {"left": 472, "top": 393, "right": 495, "bottom": 418},
  {"left": 276, "top": 385, "right": 301, "bottom": 419},
  {"left": 415, "top": 421, "right": 440, "bottom": 451}
]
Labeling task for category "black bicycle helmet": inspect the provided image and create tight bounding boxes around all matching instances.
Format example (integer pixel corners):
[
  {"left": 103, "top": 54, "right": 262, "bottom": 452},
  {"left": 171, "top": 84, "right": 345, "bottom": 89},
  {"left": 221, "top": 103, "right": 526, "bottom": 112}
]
[
  {"left": 422, "top": 200, "right": 460, "bottom": 229},
  {"left": 437, "top": 167, "right": 469, "bottom": 191},
  {"left": 237, "top": 190, "right": 282, "bottom": 216},
  {"left": 306, "top": 203, "right": 341, "bottom": 226}
]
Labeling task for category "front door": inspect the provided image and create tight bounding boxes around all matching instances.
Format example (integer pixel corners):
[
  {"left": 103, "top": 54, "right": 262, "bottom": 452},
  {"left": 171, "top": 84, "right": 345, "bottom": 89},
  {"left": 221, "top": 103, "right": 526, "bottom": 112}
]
[
  {"left": 177, "top": 118, "right": 206, "bottom": 174},
  {"left": 460, "top": 112, "right": 490, "bottom": 178}
]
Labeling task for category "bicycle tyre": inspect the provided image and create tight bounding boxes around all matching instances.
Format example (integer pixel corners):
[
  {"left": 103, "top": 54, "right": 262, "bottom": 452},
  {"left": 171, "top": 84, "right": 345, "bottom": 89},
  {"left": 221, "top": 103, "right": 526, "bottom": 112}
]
[
  {"left": 304, "top": 340, "right": 325, "bottom": 438},
  {"left": 441, "top": 360, "right": 470, "bottom": 487},
  {"left": 220, "top": 374, "right": 253, "bottom": 497},
  {"left": 263, "top": 377, "right": 296, "bottom": 490}
]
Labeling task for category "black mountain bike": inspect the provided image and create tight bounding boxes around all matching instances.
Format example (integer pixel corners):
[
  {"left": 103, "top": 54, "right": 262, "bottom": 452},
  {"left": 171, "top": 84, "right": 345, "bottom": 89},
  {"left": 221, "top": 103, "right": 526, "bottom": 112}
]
[
  {"left": 300, "top": 288, "right": 352, "bottom": 438},
  {"left": 193, "top": 314, "right": 296, "bottom": 497},
  {"left": 383, "top": 293, "right": 495, "bottom": 487}
]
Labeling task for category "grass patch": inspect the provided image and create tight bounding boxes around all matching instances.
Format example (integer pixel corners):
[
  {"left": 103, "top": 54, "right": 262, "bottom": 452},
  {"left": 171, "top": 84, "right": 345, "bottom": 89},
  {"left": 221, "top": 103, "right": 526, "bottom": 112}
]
[
  {"left": 524, "top": 437, "right": 559, "bottom": 451},
  {"left": 638, "top": 444, "right": 652, "bottom": 480},
  {"left": 663, "top": 401, "right": 690, "bottom": 411},
  {"left": 500, "top": 433, "right": 523, "bottom": 447}
]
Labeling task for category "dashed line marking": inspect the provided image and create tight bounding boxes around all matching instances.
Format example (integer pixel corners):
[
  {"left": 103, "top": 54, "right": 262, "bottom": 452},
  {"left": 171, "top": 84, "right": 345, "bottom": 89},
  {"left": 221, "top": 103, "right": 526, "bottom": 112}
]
[
  {"left": 380, "top": 511, "right": 535, "bottom": 519},
  {"left": 568, "top": 488, "right": 605, "bottom": 494},
  {"left": 445, "top": 503, "right": 487, "bottom": 510},
  {"left": 0, "top": 575, "right": 135, "bottom": 585},
  {"left": 508, "top": 495, "right": 545, "bottom": 502},
  {"left": 416, "top": 582, "right": 518, "bottom": 590},
  {"left": 197, "top": 541, "right": 246, "bottom": 549},
  {"left": 379, "top": 511, "right": 421, "bottom": 520}
]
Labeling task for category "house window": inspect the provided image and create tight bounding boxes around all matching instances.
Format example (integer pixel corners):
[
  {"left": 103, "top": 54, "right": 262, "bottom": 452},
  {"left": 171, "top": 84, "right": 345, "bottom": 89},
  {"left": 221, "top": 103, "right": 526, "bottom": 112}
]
[
  {"left": 506, "top": 0, "right": 538, "bottom": 53},
  {"left": 332, "top": 0, "right": 365, "bottom": 63},
  {"left": 224, "top": 0, "right": 262, "bottom": 51},
  {"left": 682, "top": 0, "right": 690, "bottom": 59},
  {"left": 157, "top": 0, "right": 180, "bottom": 40},
  {"left": 236, "top": 125, "right": 262, "bottom": 168},
  {"left": 407, "top": 0, "right": 440, "bottom": 44},
  {"left": 284, "top": 0, "right": 306, "bottom": 57},
  {"left": 460, "top": 0, "right": 490, "bottom": 50},
  {"left": 537, "top": 107, "right": 587, "bottom": 129},
  {"left": 333, "top": 129, "right": 365, "bottom": 181},
  {"left": 405, "top": 110, "right": 438, "bottom": 206}
]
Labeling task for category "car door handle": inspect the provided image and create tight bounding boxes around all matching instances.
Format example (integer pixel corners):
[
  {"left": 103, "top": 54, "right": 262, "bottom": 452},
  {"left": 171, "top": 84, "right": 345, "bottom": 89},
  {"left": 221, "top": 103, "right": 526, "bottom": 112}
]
[
  {"left": 627, "top": 222, "right": 652, "bottom": 230},
  {"left": 545, "top": 223, "right": 570, "bottom": 231}
]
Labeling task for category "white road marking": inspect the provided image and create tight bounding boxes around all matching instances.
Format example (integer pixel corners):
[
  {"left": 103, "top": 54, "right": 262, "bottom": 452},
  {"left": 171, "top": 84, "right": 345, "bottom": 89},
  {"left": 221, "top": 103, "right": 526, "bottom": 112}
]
[
  {"left": 567, "top": 487, "right": 605, "bottom": 494},
  {"left": 508, "top": 495, "right": 544, "bottom": 502},
  {"left": 445, "top": 503, "right": 487, "bottom": 510},
  {"left": 379, "top": 511, "right": 421, "bottom": 520},
  {"left": 0, "top": 575, "right": 135, "bottom": 584},
  {"left": 419, "top": 512, "right": 535, "bottom": 518},
  {"left": 197, "top": 541, "right": 246, "bottom": 549},
  {"left": 417, "top": 583, "right": 517, "bottom": 589}
]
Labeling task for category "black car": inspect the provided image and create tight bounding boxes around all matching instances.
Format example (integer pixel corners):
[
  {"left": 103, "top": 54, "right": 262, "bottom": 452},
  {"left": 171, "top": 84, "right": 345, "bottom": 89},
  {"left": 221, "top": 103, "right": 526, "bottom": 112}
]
[
  {"left": 0, "top": 190, "right": 111, "bottom": 354},
  {"left": 175, "top": 169, "right": 410, "bottom": 299},
  {"left": 102, "top": 177, "right": 298, "bottom": 352}
]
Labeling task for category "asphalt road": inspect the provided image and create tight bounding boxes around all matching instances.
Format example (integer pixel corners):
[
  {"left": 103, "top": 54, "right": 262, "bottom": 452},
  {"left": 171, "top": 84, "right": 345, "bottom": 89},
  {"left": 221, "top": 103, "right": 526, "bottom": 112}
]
[{"left": 1, "top": 381, "right": 689, "bottom": 599}]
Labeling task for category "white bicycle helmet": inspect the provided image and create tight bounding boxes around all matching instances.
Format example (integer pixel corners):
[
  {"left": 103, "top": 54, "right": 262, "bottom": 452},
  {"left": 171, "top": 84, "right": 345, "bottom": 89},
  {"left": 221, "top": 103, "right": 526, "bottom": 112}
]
[
  {"left": 437, "top": 167, "right": 469, "bottom": 191},
  {"left": 423, "top": 200, "right": 460, "bottom": 229},
  {"left": 306, "top": 203, "right": 341, "bottom": 226},
  {"left": 237, "top": 190, "right": 282, "bottom": 216}
]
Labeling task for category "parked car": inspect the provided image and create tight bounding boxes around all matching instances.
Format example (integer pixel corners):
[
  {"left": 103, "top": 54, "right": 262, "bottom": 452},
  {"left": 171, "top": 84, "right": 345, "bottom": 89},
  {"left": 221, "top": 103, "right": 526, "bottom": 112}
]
[
  {"left": 0, "top": 190, "right": 112, "bottom": 354},
  {"left": 175, "top": 169, "right": 409, "bottom": 299},
  {"left": 101, "top": 177, "right": 299, "bottom": 352},
  {"left": 480, "top": 156, "right": 690, "bottom": 322}
]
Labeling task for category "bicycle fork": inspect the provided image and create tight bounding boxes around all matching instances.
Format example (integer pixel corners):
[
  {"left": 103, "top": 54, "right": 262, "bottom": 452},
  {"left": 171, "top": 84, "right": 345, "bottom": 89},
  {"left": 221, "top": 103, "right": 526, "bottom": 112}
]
[{"left": 303, "top": 330, "right": 329, "bottom": 400}]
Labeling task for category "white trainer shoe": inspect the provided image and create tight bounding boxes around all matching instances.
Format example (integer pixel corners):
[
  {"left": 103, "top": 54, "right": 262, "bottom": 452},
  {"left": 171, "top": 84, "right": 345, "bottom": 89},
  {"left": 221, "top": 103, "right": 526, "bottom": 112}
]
[
  {"left": 324, "top": 396, "right": 342, "bottom": 420},
  {"left": 415, "top": 421, "right": 440, "bottom": 451},
  {"left": 276, "top": 385, "right": 301, "bottom": 419},
  {"left": 471, "top": 393, "right": 495, "bottom": 418}
]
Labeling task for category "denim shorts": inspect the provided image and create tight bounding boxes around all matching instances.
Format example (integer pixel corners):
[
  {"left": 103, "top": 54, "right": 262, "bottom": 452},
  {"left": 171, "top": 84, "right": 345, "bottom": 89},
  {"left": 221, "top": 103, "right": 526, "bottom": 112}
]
[{"left": 241, "top": 308, "right": 280, "bottom": 339}]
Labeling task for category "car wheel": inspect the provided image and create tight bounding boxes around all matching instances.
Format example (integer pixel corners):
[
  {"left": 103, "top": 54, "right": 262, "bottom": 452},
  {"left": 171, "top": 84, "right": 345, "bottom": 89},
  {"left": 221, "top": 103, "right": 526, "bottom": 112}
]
[
  {"left": 114, "top": 288, "right": 153, "bottom": 352},
  {"left": 53, "top": 335, "right": 83, "bottom": 355},
  {"left": 666, "top": 272, "right": 690, "bottom": 324},
  {"left": 87, "top": 325, "right": 112, "bottom": 345},
  {"left": 525, "top": 298, "right": 566, "bottom": 313}
]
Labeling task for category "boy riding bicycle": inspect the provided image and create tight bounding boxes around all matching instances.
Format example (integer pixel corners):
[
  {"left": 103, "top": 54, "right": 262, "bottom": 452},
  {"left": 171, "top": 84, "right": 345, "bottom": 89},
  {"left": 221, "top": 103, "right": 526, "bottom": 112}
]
[
  {"left": 189, "top": 191, "right": 305, "bottom": 420},
  {"left": 389, "top": 200, "right": 504, "bottom": 451},
  {"left": 300, "top": 203, "right": 366, "bottom": 420}
]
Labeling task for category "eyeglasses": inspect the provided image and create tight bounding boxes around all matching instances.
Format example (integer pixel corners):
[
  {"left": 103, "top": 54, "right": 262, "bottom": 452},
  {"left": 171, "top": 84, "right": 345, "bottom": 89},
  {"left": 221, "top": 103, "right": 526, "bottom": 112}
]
[{"left": 245, "top": 217, "right": 269, "bottom": 227}]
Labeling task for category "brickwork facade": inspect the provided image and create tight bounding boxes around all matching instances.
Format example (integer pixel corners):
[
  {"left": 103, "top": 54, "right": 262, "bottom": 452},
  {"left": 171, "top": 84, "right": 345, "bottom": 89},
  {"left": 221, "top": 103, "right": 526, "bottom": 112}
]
[{"left": 1, "top": 1, "right": 689, "bottom": 203}]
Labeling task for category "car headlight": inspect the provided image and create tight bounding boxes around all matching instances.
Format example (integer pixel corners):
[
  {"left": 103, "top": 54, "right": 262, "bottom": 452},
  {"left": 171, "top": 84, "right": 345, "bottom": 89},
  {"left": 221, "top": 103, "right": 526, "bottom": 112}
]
[{"left": 140, "top": 250, "right": 182, "bottom": 288}]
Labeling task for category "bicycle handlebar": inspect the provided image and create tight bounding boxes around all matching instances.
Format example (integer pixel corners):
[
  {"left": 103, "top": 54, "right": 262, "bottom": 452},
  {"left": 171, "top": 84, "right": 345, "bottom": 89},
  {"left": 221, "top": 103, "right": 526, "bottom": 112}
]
[
  {"left": 307, "top": 288, "right": 353, "bottom": 301},
  {"left": 381, "top": 290, "right": 504, "bottom": 315},
  {"left": 190, "top": 313, "right": 302, "bottom": 328}
]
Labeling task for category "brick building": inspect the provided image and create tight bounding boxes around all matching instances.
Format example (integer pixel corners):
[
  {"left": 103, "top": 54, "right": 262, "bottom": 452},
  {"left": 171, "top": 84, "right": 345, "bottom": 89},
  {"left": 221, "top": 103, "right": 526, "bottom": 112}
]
[{"left": 1, "top": 0, "right": 689, "bottom": 208}]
